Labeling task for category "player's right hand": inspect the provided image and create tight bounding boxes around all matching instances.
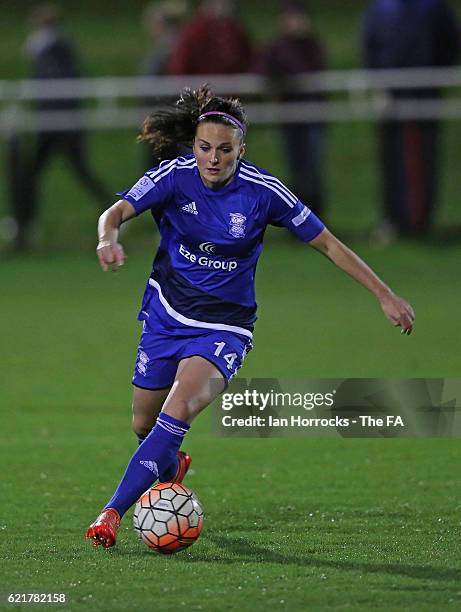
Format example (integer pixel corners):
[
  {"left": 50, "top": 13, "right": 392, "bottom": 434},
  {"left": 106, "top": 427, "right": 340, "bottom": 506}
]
[{"left": 96, "top": 240, "right": 126, "bottom": 272}]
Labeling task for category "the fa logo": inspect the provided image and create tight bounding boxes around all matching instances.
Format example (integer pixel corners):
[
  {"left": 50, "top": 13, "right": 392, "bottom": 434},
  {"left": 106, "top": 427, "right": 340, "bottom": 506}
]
[{"left": 229, "top": 212, "right": 246, "bottom": 238}]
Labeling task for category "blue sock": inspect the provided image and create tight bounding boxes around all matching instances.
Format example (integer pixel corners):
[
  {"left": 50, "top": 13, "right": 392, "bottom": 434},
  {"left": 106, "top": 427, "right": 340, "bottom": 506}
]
[
  {"left": 105, "top": 413, "right": 190, "bottom": 517},
  {"left": 136, "top": 431, "right": 176, "bottom": 480},
  {"left": 136, "top": 431, "right": 177, "bottom": 480},
  {"left": 158, "top": 451, "right": 179, "bottom": 483}
]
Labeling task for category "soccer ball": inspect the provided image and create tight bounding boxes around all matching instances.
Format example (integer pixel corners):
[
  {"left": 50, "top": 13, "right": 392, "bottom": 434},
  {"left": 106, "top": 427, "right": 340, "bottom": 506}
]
[{"left": 133, "top": 482, "right": 204, "bottom": 554}]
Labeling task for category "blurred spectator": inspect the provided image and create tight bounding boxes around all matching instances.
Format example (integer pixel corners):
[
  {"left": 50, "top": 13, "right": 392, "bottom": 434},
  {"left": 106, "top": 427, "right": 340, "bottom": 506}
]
[
  {"left": 141, "top": 0, "right": 187, "bottom": 77},
  {"left": 140, "top": 0, "right": 188, "bottom": 165},
  {"left": 255, "top": 1, "right": 327, "bottom": 217},
  {"left": 363, "top": 0, "right": 460, "bottom": 240},
  {"left": 168, "top": 0, "right": 252, "bottom": 75},
  {"left": 11, "top": 3, "right": 110, "bottom": 251}
]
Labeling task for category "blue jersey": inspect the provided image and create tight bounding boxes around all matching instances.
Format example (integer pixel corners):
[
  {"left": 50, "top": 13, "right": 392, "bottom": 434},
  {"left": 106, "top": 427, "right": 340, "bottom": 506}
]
[{"left": 117, "top": 155, "right": 325, "bottom": 338}]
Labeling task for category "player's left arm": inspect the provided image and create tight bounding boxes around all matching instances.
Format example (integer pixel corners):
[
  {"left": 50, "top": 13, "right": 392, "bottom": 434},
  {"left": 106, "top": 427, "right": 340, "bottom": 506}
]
[{"left": 309, "top": 228, "right": 415, "bottom": 335}]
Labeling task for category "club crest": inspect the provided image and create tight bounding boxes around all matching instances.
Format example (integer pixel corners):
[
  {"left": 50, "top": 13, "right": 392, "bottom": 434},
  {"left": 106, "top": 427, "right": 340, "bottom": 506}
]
[{"left": 228, "top": 212, "right": 246, "bottom": 238}]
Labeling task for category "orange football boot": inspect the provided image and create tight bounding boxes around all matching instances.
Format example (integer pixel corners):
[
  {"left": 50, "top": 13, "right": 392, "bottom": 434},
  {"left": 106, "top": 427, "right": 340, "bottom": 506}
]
[
  {"left": 85, "top": 508, "right": 120, "bottom": 548},
  {"left": 171, "top": 450, "right": 192, "bottom": 483}
]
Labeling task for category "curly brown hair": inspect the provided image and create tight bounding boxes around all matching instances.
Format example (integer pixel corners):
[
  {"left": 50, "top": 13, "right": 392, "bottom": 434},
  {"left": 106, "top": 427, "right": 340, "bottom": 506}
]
[{"left": 138, "top": 85, "right": 248, "bottom": 160}]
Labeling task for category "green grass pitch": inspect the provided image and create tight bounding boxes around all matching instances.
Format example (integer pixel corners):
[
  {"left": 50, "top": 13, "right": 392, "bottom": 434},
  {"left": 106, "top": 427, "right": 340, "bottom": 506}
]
[
  {"left": 1, "top": 244, "right": 460, "bottom": 611},
  {"left": 1, "top": 1, "right": 461, "bottom": 607}
]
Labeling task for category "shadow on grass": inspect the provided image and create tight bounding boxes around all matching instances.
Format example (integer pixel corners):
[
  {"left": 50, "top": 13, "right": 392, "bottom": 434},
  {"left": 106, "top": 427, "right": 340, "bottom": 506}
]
[
  {"left": 196, "top": 533, "right": 461, "bottom": 585},
  {"left": 109, "top": 532, "right": 461, "bottom": 587}
]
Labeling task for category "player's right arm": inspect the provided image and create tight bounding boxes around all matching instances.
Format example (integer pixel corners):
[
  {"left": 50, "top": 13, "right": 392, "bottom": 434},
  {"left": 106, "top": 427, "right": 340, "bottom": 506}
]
[
  {"left": 98, "top": 159, "right": 178, "bottom": 271},
  {"left": 97, "top": 199, "right": 136, "bottom": 272}
]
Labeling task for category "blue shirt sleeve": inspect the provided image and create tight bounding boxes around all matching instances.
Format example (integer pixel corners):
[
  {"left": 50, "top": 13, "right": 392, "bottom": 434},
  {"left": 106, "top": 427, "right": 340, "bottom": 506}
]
[
  {"left": 268, "top": 191, "right": 325, "bottom": 242},
  {"left": 116, "top": 161, "right": 176, "bottom": 215}
]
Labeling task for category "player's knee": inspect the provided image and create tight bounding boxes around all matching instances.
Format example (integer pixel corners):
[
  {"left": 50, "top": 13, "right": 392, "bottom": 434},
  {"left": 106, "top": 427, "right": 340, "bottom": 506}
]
[
  {"left": 132, "top": 400, "right": 158, "bottom": 433},
  {"left": 163, "top": 397, "right": 202, "bottom": 422},
  {"left": 131, "top": 415, "right": 153, "bottom": 438}
]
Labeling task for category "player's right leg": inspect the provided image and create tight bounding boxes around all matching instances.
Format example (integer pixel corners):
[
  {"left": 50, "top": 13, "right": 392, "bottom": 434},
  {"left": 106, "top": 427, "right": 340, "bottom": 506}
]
[
  {"left": 85, "top": 329, "right": 188, "bottom": 548},
  {"left": 132, "top": 385, "right": 170, "bottom": 444},
  {"left": 85, "top": 357, "right": 225, "bottom": 548},
  {"left": 85, "top": 508, "right": 120, "bottom": 548}
]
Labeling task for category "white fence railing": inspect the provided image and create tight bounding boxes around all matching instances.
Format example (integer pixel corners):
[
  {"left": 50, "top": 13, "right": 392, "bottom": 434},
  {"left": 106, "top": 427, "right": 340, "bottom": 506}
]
[{"left": 1, "top": 67, "right": 461, "bottom": 133}]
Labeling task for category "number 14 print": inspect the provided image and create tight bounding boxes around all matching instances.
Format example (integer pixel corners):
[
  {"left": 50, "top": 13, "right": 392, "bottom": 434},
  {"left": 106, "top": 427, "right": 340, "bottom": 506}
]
[{"left": 213, "top": 342, "right": 237, "bottom": 370}]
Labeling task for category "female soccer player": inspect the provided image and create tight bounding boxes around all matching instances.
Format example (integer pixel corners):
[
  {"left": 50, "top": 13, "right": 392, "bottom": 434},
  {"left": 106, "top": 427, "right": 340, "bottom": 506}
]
[{"left": 85, "top": 86, "right": 414, "bottom": 548}]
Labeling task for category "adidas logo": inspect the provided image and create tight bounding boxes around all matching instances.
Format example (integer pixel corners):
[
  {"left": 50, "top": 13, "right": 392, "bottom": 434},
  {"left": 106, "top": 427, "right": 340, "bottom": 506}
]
[
  {"left": 181, "top": 201, "right": 198, "bottom": 215},
  {"left": 139, "top": 460, "right": 159, "bottom": 475}
]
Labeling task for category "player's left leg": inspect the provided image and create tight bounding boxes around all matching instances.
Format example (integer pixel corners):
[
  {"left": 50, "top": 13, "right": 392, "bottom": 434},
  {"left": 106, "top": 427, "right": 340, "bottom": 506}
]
[
  {"left": 155, "top": 330, "right": 252, "bottom": 479},
  {"left": 131, "top": 385, "right": 192, "bottom": 483},
  {"left": 161, "top": 355, "right": 226, "bottom": 422},
  {"left": 154, "top": 356, "right": 225, "bottom": 482}
]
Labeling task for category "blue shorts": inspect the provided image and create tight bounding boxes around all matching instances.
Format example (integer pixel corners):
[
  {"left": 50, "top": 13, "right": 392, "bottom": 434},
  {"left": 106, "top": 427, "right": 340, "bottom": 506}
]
[{"left": 132, "top": 294, "right": 253, "bottom": 390}]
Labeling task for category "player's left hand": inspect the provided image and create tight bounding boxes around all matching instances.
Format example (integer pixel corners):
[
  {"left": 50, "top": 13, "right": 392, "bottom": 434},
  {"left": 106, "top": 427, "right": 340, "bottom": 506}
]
[{"left": 380, "top": 294, "right": 415, "bottom": 335}]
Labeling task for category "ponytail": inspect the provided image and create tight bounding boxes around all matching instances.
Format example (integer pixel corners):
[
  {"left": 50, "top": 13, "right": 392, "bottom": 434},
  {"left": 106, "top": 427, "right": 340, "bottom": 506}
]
[{"left": 138, "top": 85, "right": 248, "bottom": 160}]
